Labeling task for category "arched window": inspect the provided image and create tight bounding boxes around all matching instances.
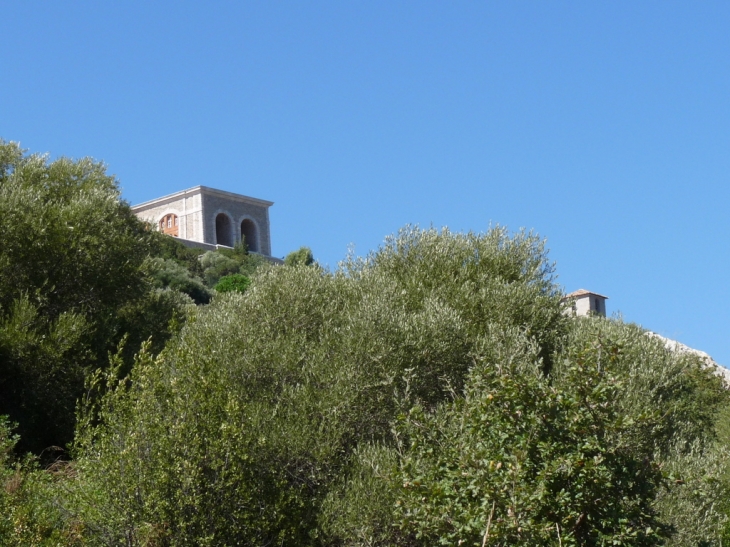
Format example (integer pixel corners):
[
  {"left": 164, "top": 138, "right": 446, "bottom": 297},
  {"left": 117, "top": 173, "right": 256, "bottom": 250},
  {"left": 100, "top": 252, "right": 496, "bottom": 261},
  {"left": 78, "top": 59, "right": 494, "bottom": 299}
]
[
  {"left": 215, "top": 213, "right": 233, "bottom": 247},
  {"left": 159, "top": 214, "right": 179, "bottom": 237},
  {"left": 240, "top": 219, "right": 258, "bottom": 252}
]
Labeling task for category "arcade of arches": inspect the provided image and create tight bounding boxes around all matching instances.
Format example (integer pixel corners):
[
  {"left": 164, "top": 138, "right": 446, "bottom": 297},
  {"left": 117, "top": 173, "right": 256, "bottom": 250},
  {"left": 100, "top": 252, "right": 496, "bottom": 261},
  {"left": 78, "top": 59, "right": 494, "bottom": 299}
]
[
  {"left": 162, "top": 211, "right": 259, "bottom": 251},
  {"left": 215, "top": 214, "right": 259, "bottom": 251}
]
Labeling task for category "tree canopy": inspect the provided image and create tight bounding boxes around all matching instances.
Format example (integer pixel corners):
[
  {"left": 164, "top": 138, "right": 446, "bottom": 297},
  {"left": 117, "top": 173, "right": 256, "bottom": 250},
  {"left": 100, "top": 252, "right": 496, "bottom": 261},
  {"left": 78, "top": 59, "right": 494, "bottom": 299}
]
[
  {"left": 61, "top": 227, "right": 729, "bottom": 546},
  {"left": 1, "top": 140, "right": 729, "bottom": 546},
  {"left": 0, "top": 140, "right": 189, "bottom": 454}
]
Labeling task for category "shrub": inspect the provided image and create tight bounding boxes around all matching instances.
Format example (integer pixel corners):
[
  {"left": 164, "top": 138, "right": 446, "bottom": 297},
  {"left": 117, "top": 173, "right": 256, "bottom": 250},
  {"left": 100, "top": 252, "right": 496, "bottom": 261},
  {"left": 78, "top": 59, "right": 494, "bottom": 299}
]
[
  {"left": 0, "top": 417, "right": 83, "bottom": 546},
  {"left": 284, "top": 246, "right": 315, "bottom": 267},
  {"left": 0, "top": 140, "right": 188, "bottom": 454},
  {"left": 143, "top": 256, "right": 212, "bottom": 304},
  {"left": 200, "top": 251, "right": 241, "bottom": 286},
  {"left": 395, "top": 331, "right": 669, "bottom": 547},
  {"left": 69, "top": 226, "right": 567, "bottom": 545},
  {"left": 214, "top": 274, "right": 252, "bottom": 294},
  {"left": 65, "top": 226, "right": 729, "bottom": 545}
]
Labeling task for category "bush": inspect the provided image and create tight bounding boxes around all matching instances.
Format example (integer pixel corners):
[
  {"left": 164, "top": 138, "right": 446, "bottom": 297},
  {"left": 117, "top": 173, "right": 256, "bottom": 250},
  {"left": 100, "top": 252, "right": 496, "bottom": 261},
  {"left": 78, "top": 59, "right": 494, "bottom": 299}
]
[
  {"left": 0, "top": 417, "right": 83, "bottom": 546},
  {"left": 554, "top": 318, "right": 728, "bottom": 455},
  {"left": 68, "top": 226, "right": 567, "bottom": 545},
  {"left": 0, "top": 140, "right": 189, "bottom": 454},
  {"left": 200, "top": 251, "right": 241, "bottom": 286},
  {"left": 0, "top": 295, "right": 89, "bottom": 457},
  {"left": 62, "top": 226, "right": 730, "bottom": 545},
  {"left": 214, "top": 273, "right": 252, "bottom": 294},
  {"left": 148, "top": 229, "right": 206, "bottom": 279},
  {"left": 143, "top": 256, "right": 212, "bottom": 304},
  {"left": 654, "top": 442, "right": 730, "bottom": 547},
  {"left": 200, "top": 247, "right": 266, "bottom": 287},
  {"left": 394, "top": 330, "right": 669, "bottom": 547},
  {"left": 285, "top": 246, "right": 315, "bottom": 267}
]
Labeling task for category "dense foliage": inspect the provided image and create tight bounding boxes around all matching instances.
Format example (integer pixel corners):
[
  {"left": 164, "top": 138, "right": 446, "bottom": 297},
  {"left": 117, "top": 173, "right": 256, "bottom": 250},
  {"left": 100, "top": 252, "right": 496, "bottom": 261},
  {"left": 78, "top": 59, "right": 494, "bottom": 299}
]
[
  {"left": 284, "top": 246, "right": 315, "bottom": 267},
  {"left": 1, "top": 140, "right": 729, "bottom": 546},
  {"left": 0, "top": 140, "right": 195, "bottom": 454},
  {"left": 214, "top": 273, "right": 252, "bottom": 293},
  {"left": 62, "top": 227, "right": 567, "bottom": 546},
  {"left": 200, "top": 241, "right": 265, "bottom": 287}
]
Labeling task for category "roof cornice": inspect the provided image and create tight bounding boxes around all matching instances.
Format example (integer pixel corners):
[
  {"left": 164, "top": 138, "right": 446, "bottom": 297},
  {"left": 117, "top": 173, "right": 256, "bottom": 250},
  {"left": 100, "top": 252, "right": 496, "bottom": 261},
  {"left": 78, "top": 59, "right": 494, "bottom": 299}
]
[
  {"left": 198, "top": 186, "right": 274, "bottom": 207},
  {"left": 131, "top": 185, "right": 274, "bottom": 211}
]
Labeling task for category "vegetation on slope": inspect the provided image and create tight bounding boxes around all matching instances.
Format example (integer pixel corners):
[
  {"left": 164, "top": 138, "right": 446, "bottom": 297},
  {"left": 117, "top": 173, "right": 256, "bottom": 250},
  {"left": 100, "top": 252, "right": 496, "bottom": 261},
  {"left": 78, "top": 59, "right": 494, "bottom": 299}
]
[
  {"left": 0, "top": 140, "right": 728, "bottom": 546},
  {"left": 0, "top": 140, "right": 192, "bottom": 455}
]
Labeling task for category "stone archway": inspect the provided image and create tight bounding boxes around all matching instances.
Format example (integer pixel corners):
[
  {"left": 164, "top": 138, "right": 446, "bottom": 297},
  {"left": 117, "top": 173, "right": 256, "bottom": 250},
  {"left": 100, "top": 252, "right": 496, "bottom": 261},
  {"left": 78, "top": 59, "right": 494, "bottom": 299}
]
[
  {"left": 159, "top": 213, "right": 179, "bottom": 237},
  {"left": 240, "top": 218, "right": 259, "bottom": 252},
  {"left": 215, "top": 213, "right": 233, "bottom": 247}
]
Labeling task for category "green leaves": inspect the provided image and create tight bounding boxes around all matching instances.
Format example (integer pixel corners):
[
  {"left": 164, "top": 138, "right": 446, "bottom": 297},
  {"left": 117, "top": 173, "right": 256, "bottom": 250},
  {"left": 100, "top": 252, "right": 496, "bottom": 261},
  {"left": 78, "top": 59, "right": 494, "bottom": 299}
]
[
  {"left": 396, "top": 335, "right": 669, "bottom": 546},
  {"left": 214, "top": 273, "right": 252, "bottom": 294},
  {"left": 284, "top": 246, "right": 315, "bottom": 267},
  {"left": 143, "top": 256, "right": 212, "bottom": 304},
  {"left": 0, "top": 294, "right": 89, "bottom": 455},
  {"left": 7, "top": 221, "right": 723, "bottom": 545},
  {"left": 67, "top": 226, "right": 571, "bottom": 545},
  {"left": 0, "top": 140, "right": 189, "bottom": 454}
]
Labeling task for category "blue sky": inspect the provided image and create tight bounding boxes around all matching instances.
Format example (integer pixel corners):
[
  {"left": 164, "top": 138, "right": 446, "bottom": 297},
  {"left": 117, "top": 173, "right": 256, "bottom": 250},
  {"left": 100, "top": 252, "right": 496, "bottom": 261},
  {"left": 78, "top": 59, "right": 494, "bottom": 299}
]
[{"left": 2, "top": 2, "right": 729, "bottom": 365}]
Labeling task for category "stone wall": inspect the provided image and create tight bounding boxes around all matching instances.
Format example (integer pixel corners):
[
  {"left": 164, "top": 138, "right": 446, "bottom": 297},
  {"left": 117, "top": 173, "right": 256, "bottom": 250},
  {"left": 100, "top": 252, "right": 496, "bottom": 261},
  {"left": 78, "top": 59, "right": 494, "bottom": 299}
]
[
  {"left": 132, "top": 186, "right": 273, "bottom": 256},
  {"left": 133, "top": 192, "right": 204, "bottom": 241},
  {"left": 202, "top": 192, "right": 271, "bottom": 255}
]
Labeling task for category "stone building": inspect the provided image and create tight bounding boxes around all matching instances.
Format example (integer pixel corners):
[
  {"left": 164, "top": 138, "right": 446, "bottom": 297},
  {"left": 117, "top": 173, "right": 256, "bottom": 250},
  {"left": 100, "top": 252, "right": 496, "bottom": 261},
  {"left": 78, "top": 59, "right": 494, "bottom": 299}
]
[
  {"left": 562, "top": 289, "right": 608, "bottom": 317},
  {"left": 131, "top": 186, "right": 274, "bottom": 256}
]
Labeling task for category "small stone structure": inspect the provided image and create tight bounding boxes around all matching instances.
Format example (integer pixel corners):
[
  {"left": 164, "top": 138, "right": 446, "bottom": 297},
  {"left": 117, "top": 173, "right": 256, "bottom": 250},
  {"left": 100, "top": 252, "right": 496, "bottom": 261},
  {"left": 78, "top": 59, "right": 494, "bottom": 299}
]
[
  {"left": 562, "top": 289, "right": 608, "bottom": 317},
  {"left": 132, "top": 186, "right": 274, "bottom": 256}
]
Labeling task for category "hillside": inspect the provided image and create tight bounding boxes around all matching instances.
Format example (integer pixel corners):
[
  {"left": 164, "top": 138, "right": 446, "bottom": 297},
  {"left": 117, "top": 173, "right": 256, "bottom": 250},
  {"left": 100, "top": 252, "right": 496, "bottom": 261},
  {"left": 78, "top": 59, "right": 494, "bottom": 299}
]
[{"left": 1, "top": 141, "right": 730, "bottom": 546}]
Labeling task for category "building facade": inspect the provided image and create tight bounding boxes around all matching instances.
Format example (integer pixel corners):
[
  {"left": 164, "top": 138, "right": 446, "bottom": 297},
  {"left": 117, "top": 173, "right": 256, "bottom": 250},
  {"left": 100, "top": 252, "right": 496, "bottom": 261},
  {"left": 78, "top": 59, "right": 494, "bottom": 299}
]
[
  {"left": 562, "top": 289, "right": 608, "bottom": 317},
  {"left": 131, "top": 186, "right": 274, "bottom": 256}
]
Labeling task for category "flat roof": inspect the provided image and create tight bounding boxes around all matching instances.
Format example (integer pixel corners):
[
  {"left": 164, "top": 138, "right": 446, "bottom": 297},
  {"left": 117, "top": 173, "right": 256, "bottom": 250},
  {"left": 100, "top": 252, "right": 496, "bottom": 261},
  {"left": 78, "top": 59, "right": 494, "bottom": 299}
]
[{"left": 131, "top": 185, "right": 274, "bottom": 210}]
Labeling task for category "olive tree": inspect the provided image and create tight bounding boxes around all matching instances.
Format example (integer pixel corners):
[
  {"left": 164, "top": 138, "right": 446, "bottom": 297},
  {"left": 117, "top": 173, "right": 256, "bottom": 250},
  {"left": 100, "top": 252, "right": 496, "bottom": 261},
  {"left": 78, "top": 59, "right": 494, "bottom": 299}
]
[
  {"left": 0, "top": 139, "right": 186, "bottom": 454},
  {"left": 68, "top": 226, "right": 567, "bottom": 545},
  {"left": 42, "top": 224, "right": 730, "bottom": 546}
]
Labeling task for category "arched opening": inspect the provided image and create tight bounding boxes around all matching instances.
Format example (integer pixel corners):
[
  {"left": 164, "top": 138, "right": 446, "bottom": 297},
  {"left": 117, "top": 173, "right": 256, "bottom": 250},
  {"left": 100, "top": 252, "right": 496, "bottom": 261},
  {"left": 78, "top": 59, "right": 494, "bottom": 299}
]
[
  {"left": 159, "top": 213, "right": 179, "bottom": 237},
  {"left": 240, "top": 219, "right": 259, "bottom": 252},
  {"left": 215, "top": 213, "right": 233, "bottom": 247}
]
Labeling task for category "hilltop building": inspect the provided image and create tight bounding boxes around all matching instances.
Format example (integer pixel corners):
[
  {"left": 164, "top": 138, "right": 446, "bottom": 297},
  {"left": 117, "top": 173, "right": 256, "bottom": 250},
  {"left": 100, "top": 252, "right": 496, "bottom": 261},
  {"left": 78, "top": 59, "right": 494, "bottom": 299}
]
[
  {"left": 132, "top": 186, "right": 274, "bottom": 256},
  {"left": 562, "top": 289, "right": 608, "bottom": 317}
]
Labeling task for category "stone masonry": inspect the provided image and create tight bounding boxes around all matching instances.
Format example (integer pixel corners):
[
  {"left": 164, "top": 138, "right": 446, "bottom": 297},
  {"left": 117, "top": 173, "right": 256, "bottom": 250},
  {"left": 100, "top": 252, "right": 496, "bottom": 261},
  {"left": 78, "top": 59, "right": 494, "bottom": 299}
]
[{"left": 131, "top": 186, "right": 273, "bottom": 256}]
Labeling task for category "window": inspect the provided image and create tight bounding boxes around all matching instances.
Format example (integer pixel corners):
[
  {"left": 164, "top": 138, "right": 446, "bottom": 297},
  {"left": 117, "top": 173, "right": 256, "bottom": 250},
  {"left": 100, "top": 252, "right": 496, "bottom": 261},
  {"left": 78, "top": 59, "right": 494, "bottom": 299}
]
[{"left": 160, "top": 214, "right": 179, "bottom": 237}]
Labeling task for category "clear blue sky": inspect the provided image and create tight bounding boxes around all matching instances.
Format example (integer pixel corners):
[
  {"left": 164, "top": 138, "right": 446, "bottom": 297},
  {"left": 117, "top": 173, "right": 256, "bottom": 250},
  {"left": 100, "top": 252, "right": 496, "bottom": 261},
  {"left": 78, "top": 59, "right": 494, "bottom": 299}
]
[{"left": 2, "top": 2, "right": 729, "bottom": 365}]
